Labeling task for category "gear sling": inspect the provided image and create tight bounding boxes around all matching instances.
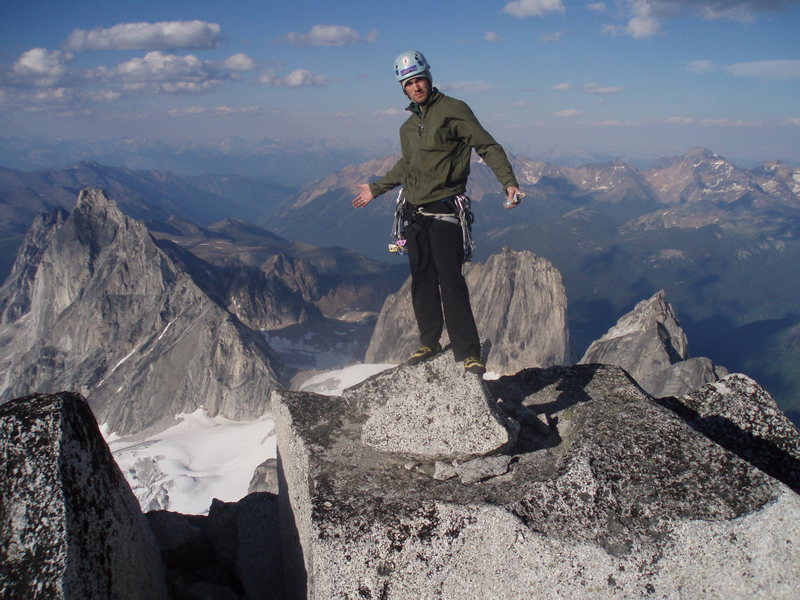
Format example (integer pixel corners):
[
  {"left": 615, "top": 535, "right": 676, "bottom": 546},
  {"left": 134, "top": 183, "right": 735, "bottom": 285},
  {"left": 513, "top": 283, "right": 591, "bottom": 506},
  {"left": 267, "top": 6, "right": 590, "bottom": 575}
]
[{"left": 389, "top": 189, "right": 475, "bottom": 263}]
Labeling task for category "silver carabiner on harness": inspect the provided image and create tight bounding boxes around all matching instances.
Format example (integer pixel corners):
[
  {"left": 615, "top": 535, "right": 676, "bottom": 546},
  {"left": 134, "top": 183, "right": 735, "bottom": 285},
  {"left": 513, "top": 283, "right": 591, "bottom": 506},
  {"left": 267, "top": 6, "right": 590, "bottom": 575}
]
[
  {"left": 454, "top": 194, "right": 475, "bottom": 262},
  {"left": 388, "top": 188, "right": 408, "bottom": 255}
]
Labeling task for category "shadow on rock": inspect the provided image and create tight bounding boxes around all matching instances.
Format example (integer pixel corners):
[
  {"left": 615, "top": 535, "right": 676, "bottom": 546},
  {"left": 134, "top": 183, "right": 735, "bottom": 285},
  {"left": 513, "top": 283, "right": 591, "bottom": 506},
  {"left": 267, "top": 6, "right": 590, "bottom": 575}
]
[
  {"left": 487, "top": 364, "right": 615, "bottom": 454},
  {"left": 659, "top": 395, "right": 800, "bottom": 495}
]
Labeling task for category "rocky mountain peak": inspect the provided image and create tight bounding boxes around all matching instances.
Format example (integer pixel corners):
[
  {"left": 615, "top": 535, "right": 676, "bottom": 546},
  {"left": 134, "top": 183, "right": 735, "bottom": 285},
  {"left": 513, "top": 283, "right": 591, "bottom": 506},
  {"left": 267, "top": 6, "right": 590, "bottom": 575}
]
[
  {"left": 509, "top": 157, "right": 566, "bottom": 185},
  {"left": 0, "top": 187, "right": 283, "bottom": 435},
  {"left": 366, "top": 248, "right": 571, "bottom": 374},
  {"left": 289, "top": 153, "right": 401, "bottom": 210},
  {"left": 72, "top": 187, "right": 145, "bottom": 248},
  {"left": 0, "top": 206, "right": 69, "bottom": 324},
  {"left": 684, "top": 146, "right": 717, "bottom": 160},
  {"left": 579, "top": 290, "right": 728, "bottom": 397},
  {"left": 643, "top": 147, "right": 754, "bottom": 205},
  {"left": 588, "top": 290, "right": 687, "bottom": 360}
]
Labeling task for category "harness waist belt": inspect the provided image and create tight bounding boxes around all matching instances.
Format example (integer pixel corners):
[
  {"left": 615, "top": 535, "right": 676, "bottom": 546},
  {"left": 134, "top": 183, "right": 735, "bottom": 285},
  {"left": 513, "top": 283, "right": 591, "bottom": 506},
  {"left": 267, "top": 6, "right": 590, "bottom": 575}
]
[{"left": 415, "top": 209, "right": 459, "bottom": 225}]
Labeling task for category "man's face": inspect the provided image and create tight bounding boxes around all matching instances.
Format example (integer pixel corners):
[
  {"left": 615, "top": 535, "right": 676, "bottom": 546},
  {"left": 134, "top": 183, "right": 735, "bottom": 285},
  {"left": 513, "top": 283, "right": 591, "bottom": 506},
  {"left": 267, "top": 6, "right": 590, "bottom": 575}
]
[{"left": 403, "top": 76, "right": 432, "bottom": 105}]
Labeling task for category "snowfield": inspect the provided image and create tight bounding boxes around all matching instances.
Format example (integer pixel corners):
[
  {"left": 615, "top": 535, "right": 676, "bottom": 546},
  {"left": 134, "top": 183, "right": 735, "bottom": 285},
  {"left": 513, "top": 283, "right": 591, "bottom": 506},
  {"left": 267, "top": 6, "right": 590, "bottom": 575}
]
[
  {"left": 104, "top": 362, "right": 395, "bottom": 515},
  {"left": 106, "top": 410, "right": 277, "bottom": 516},
  {"left": 297, "top": 363, "right": 396, "bottom": 395}
]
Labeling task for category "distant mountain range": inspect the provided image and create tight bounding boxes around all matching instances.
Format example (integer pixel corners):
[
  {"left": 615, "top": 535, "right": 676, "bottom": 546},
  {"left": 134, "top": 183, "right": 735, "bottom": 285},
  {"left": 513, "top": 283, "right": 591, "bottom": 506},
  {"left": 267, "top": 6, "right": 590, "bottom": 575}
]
[
  {"left": 0, "top": 136, "right": 388, "bottom": 186},
  {"left": 273, "top": 147, "right": 800, "bottom": 415},
  {"left": 0, "top": 148, "right": 798, "bottom": 415}
]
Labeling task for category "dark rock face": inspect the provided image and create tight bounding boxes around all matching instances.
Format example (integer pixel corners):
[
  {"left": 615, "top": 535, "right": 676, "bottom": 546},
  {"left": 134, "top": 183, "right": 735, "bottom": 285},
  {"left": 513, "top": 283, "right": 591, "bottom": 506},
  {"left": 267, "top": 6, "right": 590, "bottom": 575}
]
[
  {"left": 272, "top": 362, "right": 800, "bottom": 599},
  {"left": 580, "top": 290, "right": 727, "bottom": 397},
  {"left": 366, "top": 248, "right": 571, "bottom": 374},
  {"left": 147, "top": 494, "right": 284, "bottom": 600},
  {"left": 0, "top": 206, "right": 69, "bottom": 323},
  {"left": 0, "top": 189, "right": 283, "bottom": 435},
  {"left": 248, "top": 458, "right": 280, "bottom": 495},
  {"left": 661, "top": 373, "right": 800, "bottom": 494},
  {"left": 0, "top": 392, "right": 168, "bottom": 599}
]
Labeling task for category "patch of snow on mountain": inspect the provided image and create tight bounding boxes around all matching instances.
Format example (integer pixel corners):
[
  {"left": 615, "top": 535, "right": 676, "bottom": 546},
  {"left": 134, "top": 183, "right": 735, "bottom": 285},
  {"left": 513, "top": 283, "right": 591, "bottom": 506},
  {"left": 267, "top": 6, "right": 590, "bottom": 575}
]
[
  {"left": 105, "top": 362, "right": 396, "bottom": 514},
  {"left": 106, "top": 409, "right": 276, "bottom": 515},
  {"left": 300, "top": 363, "right": 395, "bottom": 396}
]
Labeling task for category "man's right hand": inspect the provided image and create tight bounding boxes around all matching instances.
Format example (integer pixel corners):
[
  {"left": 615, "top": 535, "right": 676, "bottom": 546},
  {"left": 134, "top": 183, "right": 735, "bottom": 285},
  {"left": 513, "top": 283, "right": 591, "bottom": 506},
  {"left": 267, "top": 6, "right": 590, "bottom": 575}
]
[{"left": 353, "top": 184, "right": 374, "bottom": 208}]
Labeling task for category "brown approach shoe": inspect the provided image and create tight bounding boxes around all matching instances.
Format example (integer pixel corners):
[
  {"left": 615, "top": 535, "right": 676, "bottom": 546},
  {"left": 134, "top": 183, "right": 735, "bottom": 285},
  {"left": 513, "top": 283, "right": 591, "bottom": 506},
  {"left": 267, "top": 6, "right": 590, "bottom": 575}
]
[
  {"left": 463, "top": 356, "right": 486, "bottom": 375},
  {"left": 405, "top": 343, "right": 442, "bottom": 366}
]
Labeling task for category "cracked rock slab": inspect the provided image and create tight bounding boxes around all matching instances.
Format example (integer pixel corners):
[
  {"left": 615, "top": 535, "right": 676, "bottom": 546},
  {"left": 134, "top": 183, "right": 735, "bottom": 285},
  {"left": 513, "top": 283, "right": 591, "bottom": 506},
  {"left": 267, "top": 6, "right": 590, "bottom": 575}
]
[{"left": 273, "top": 363, "right": 800, "bottom": 599}]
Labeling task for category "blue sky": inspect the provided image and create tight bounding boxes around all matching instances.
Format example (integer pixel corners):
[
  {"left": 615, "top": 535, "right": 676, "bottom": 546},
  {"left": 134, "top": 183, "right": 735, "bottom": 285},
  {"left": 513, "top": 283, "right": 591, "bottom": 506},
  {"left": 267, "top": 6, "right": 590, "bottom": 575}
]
[{"left": 1, "top": 0, "right": 798, "bottom": 166}]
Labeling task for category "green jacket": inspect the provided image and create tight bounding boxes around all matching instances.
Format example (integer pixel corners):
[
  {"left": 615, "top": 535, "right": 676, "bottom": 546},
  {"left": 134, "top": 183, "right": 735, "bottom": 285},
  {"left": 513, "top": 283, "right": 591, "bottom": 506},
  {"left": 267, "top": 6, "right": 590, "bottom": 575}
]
[{"left": 369, "top": 89, "right": 519, "bottom": 206}]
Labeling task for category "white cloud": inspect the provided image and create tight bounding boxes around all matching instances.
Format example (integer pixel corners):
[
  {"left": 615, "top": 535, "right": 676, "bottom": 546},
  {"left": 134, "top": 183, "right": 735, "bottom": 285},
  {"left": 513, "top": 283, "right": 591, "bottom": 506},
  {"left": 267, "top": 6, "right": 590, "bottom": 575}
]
[
  {"left": 627, "top": 15, "right": 661, "bottom": 38},
  {"left": 258, "top": 69, "right": 329, "bottom": 87},
  {"left": 167, "top": 105, "right": 261, "bottom": 117},
  {"left": 90, "top": 51, "right": 229, "bottom": 94},
  {"left": 603, "top": 1, "right": 792, "bottom": 40},
  {"left": 281, "top": 25, "right": 377, "bottom": 47},
  {"left": 554, "top": 108, "right": 581, "bottom": 117},
  {"left": 589, "top": 115, "right": 763, "bottom": 127},
  {"left": 374, "top": 107, "right": 405, "bottom": 116},
  {"left": 149, "top": 81, "right": 221, "bottom": 94},
  {"left": 698, "top": 118, "right": 761, "bottom": 127},
  {"left": 485, "top": 31, "right": 503, "bottom": 42},
  {"left": 685, "top": 59, "right": 717, "bottom": 73},
  {"left": 503, "top": 0, "right": 566, "bottom": 18},
  {"left": 223, "top": 53, "right": 257, "bottom": 72},
  {"left": 13, "top": 48, "right": 71, "bottom": 76},
  {"left": 30, "top": 87, "right": 75, "bottom": 104},
  {"left": 542, "top": 30, "right": 568, "bottom": 42},
  {"left": 96, "top": 52, "right": 217, "bottom": 81},
  {"left": 439, "top": 81, "right": 494, "bottom": 93},
  {"left": 588, "top": 2, "right": 607, "bottom": 11},
  {"left": 725, "top": 59, "right": 800, "bottom": 79},
  {"left": 88, "top": 89, "right": 122, "bottom": 102},
  {"left": 784, "top": 117, "right": 800, "bottom": 126},
  {"left": 584, "top": 82, "right": 624, "bottom": 94},
  {"left": 591, "top": 118, "right": 649, "bottom": 126},
  {"left": 214, "top": 105, "right": 261, "bottom": 116},
  {"left": 10, "top": 48, "right": 74, "bottom": 87},
  {"left": 64, "top": 21, "right": 221, "bottom": 52},
  {"left": 553, "top": 82, "right": 570, "bottom": 90},
  {"left": 686, "top": 58, "right": 800, "bottom": 79},
  {"left": 4, "top": 85, "right": 121, "bottom": 112}
]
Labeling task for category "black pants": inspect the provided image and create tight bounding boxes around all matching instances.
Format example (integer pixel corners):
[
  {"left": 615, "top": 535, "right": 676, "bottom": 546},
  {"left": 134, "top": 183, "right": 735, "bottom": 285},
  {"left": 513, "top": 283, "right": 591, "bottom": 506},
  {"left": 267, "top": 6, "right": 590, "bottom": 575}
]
[{"left": 404, "top": 212, "right": 480, "bottom": 361}]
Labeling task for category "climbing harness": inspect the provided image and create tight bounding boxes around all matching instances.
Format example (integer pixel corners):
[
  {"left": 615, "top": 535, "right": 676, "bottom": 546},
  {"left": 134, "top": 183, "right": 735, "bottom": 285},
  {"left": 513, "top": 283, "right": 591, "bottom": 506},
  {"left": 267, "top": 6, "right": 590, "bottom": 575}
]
[{"left": 388, "top": 190, "right": 475, "bottom": 263}]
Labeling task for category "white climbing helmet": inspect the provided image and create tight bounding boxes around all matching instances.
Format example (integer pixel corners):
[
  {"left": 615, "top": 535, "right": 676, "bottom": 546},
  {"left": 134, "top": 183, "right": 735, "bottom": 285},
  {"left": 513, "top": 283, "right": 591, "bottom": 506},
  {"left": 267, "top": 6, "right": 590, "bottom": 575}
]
[{"left": 394, "top": 50, "right": 431, "bottom": 84}]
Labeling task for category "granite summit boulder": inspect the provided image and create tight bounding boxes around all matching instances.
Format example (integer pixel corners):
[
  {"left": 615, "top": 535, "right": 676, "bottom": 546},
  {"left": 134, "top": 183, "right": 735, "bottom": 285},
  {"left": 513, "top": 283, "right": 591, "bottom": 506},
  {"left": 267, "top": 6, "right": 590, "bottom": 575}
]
[
  {"left": 272, "top": 361, "right": 800, "bottom": 599},
  {"left": 0, "top": 392, "right": 168, "bottom": 599}
]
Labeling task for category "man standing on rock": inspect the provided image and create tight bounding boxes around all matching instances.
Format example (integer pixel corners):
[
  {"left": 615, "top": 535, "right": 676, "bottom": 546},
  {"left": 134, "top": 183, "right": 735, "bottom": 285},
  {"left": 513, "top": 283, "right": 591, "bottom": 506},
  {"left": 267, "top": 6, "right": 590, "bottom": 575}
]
[{"left": 353, "top": 50, "right": 522, "bottom": 375}]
